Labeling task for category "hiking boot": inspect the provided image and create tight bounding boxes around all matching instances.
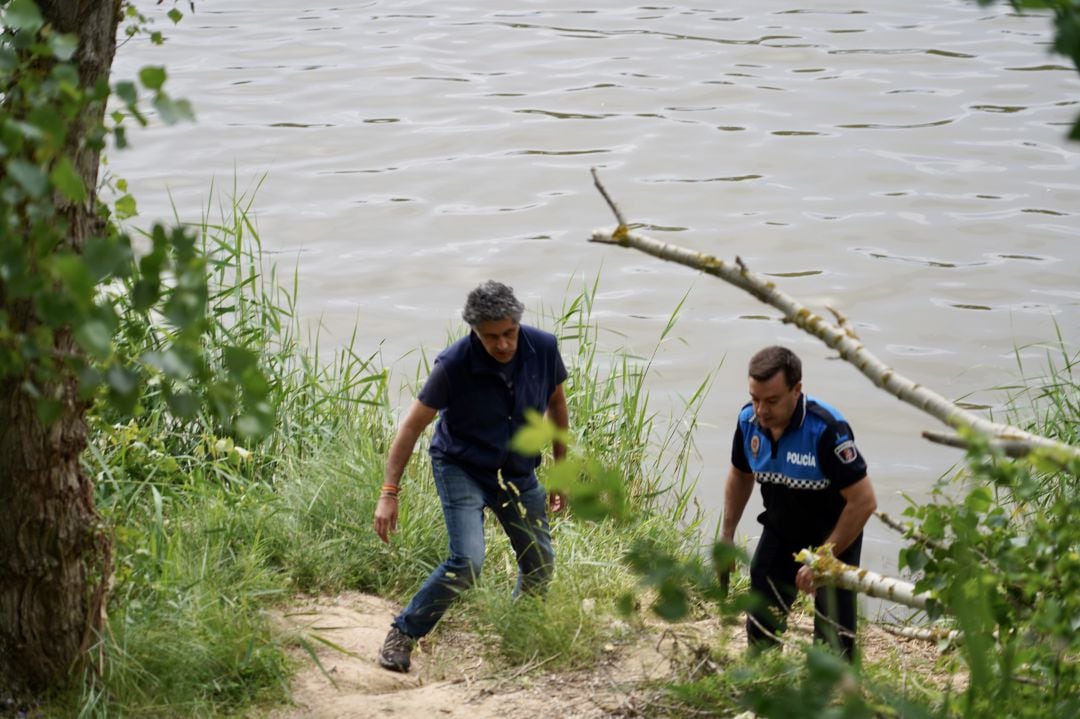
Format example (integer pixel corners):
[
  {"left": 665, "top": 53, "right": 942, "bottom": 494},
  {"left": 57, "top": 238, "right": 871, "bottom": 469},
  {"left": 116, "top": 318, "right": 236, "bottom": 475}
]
[{"left": 378, "top": 626, "right": 414, "bottom": 672}]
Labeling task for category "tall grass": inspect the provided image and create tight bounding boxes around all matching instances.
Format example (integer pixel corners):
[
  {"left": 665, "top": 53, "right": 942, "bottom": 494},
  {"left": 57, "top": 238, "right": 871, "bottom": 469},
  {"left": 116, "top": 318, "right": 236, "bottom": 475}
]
[
  {"left": 267, "top": 274, "right": 716, "bottom": 670},
  {"left": 75, "top": 181, "right": 392, "bottom": 716},
  {"left": 66, "top": 184, "right": 715, "bottom": 715},
  {"left": 650, "top": 336, "right": 1080, "bottom": 719}
]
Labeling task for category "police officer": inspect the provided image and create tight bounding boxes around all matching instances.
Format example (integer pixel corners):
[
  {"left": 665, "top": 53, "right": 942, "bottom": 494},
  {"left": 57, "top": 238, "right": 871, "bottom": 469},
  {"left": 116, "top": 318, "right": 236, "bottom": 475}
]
[{"left": 721, "top": 346, "right": 877, "bottom": 658}]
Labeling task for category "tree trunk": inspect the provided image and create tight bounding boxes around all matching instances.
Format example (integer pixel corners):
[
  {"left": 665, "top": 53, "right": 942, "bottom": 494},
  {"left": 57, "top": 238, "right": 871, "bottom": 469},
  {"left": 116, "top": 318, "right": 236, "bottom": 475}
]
[{"left": 0, "top": 0, "right": 121, "bottom": 699}]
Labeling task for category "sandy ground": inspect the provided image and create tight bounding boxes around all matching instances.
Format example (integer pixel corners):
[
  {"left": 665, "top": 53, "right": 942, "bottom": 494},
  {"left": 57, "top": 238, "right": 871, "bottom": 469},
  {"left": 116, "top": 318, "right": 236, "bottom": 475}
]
[{"left": 264, "top": 592, "right": 947, "bottom": 719}]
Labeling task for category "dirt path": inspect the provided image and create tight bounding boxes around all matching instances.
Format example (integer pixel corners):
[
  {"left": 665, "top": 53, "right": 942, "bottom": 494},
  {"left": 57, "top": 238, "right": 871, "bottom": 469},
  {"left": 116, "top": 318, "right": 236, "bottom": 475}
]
[{"left": 267, "top": 592, "right": 944, "bottom": 719}]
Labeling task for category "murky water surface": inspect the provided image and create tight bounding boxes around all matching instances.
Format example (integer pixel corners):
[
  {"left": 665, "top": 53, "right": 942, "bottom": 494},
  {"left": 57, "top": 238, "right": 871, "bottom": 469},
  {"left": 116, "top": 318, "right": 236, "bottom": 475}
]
[{"left": 113, "top": 0, "right": 1079, "bottom": 596}]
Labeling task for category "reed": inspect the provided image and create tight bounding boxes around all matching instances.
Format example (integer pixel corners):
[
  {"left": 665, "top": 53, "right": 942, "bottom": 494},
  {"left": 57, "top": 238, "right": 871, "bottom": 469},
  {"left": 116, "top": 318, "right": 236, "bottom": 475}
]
[{"left": 68, "top": 183, "right": 713, "bottom": 715}]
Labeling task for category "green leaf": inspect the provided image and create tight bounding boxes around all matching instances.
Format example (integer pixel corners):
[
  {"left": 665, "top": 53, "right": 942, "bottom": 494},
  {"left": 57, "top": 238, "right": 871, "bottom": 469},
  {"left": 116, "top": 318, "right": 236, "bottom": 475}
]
[
  {"left": 222, "top": 346, "right": 258, "bottom": 375},
  {"left": 144, "top": 348, "right": 194, "bottom": 380},
  {"left": 83, "top": 233, "right": 132, "bottom": 281},
  {"left": 964, "top": 486, "right": 994, "bottom": 514},
  {"left": 541, "top": 458, "right": 581, "bottom": 493},
  {"left": 139, "top": 66, "right": 167, "bottom": 91},
  {"left": 106, "top": 364, "right": 139, "bottom": 397},
  {"left": 152, "top": 95, "right": 195, "bottom": 125},
  {"left": 77, "top": 365, "right": 103, "bottom": 400},
  {"left": 131, "top": 278, "right": 160, "bottom": 312},
  {"left": 48, "top": 33, "right": 79, "bottom": 62},
  {"left": 114, "top": 81, "right": 138, "bottom": 107},
  {"left": 48, "top": 62, "right": 79, "bottom": 88},
  {"left": 167, "top": 8, "right": 183, "bottom": 24},
  {"left": 239, "top": 371, "right": 270, "bottom": 400},
  {"left": 7, "top": 159, "right": 49, "bottom": 198},
  {"left": 165, "top": 389, "right": 200, "bottom": 418},
  {"left": 50, "top": 253, "right": 94, "bottom": 307},
  {"left": 511, "top": 409, "right": 569, "bottom": 455},
  {"left": 114, "top": 194, "right": 138, "bottom": 219},
  {"left": 712, "top": 541, "right": 746, "bottom": 573},
  {"left": 0, "top": 47, "right": 17, "bottom": 72},
  {"left": 35, "top": 397, "right": 63, "bottom": 425},
  {"left": 921, "top": 511, "right": 944, "bottom": 539},
  {"left": 74, "top": 320, "right": 113, "bottom": 359},
  {"left": 29, "top": 107, "right": 67, "bottom": 145},
  {"left": 616, "top": 593, "right": 636, "bottom": 617},
  {"left": 511, "top": 423, "right": 554, "bottom": 456},
  {"left": 4, "top": 0, "right": 44, "bottom": 33},
  {"left": 566, "top": 465, "right": 628, "bottom": 522},
  {"left": 234, "top": 413, "right": 267, "bottom": 440},
  {"left": 49, "top": 156, "right": 87, "bottom": 204},
  {"left": 653, "top": 581, "right": 690, "bottom": 621},
  {"left": 900, "top": 546, "right": 929, "bottom": 572}
]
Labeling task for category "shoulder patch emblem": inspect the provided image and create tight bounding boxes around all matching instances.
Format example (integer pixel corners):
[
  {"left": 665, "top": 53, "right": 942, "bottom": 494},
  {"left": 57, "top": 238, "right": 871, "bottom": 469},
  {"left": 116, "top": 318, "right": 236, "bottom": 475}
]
[
  {"left": 750, "top": 434, "right": 760, "bottom": 459},
  {"left": 834, "top": 440, "right": 858, "bottom": 464}
]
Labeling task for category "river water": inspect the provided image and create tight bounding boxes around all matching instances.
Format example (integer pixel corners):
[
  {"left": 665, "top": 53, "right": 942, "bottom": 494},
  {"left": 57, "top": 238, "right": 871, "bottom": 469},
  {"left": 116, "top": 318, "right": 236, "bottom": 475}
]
[{"left": 112, "top": 0, "right": 1079, "bottom": 607}]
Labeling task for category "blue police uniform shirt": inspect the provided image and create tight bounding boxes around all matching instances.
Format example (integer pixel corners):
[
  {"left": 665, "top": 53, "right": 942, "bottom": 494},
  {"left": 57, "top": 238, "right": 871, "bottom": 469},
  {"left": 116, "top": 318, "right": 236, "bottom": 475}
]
[
  {"left": 731, "top": 394, "right": 868, "bottom": 544},
  {"left": 418, "top": 324, "right": 568, "bottom": 492}
]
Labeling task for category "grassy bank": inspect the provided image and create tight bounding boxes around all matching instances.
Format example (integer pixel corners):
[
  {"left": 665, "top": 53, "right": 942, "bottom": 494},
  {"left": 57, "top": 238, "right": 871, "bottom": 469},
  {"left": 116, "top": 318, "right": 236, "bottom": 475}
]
[
  {"left": 59, "top": 191, "right": 712, "bottom": 717},
  {"left": 54, "top": 188, "right": 1077, "bottom": 718}
]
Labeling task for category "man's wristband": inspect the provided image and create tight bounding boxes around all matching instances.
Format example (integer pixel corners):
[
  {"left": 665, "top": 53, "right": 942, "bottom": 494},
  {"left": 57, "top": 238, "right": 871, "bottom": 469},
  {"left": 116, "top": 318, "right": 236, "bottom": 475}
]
[{"left": 381, "top": 483, "right": 399, "bottom": 499}]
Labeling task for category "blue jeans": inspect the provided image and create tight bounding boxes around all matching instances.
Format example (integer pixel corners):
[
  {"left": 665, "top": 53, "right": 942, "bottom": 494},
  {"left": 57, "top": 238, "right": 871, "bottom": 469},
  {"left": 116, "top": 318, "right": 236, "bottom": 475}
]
[{"left": 393, "top": 459, "right": 555, "bottom": 639}]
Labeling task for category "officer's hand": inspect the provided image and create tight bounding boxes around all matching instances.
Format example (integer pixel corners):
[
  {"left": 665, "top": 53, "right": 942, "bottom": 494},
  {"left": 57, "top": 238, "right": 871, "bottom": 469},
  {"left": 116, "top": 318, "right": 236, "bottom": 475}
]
[
  {"left": 716, "top": 539, "right": 738, "bottom": 599},
  {"left": 374, "top": 495, "right": 399, "bottom": 544},
  {"left": 796, "top": 564, "right": 816, "bottom": 595},
  {"left": 548, "top": 491, "right": 566, "bottom": 513}
]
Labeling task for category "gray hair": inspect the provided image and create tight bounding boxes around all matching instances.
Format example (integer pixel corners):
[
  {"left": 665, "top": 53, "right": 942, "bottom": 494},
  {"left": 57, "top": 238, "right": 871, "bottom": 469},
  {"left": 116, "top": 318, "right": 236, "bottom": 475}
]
[{"left": 462, "top": 280, "right": 524, "bottom": 326}]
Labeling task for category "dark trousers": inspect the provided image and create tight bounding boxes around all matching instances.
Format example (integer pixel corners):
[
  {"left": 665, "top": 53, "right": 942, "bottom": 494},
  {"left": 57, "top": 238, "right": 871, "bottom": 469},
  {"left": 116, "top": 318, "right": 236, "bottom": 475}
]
[{"left": 746, "top": 527, "right": 862, "bottom": 659}]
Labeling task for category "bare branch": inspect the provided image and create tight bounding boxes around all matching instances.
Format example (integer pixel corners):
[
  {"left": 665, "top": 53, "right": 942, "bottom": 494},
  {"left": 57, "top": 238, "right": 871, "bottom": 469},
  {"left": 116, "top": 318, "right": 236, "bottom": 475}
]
[
  {"left": 590, "top": 167, "right": 628, "bottom": 229},
  {"left": 827, "top": 305, "right": 859, "bottom": 341},
  {"left": 875, "top": 511, "right": 950, "bottom": 556},
  {"left": 921, "top": 429, "right": 1052, "bottom": 460},
  {"left": 587, "top": 222, "right": 1080, "bottom": 463}
]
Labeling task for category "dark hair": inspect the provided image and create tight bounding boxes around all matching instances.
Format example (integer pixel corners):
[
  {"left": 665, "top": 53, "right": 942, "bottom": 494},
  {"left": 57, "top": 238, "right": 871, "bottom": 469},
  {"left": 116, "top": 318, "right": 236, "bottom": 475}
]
[
  {"left": 748, "top": 345, "right": 802, "bottom": 388},
  {"left": 462, "top": 280, "right": 524, "bottom": 326}
]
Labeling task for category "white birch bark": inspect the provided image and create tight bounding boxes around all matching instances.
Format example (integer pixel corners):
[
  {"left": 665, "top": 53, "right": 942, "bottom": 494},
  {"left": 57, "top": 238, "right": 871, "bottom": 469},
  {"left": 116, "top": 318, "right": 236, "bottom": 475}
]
[
  {"left": 880, "top": 623, "right": 960, "bottom": 643},
  {"left": 795, "top": 547, "right": 933, "bottom": 611}
]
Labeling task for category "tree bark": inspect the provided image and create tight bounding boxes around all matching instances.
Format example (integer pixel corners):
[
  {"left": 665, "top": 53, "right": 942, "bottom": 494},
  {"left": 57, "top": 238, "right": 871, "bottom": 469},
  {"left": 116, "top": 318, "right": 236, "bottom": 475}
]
[{"left": 0, "top": 0, "right": 121, "bottom": 698}]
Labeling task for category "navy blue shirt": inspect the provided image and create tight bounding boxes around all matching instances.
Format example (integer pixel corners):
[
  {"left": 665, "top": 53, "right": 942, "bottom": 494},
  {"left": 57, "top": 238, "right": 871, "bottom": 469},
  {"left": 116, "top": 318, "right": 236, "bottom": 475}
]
[
  {"left": 419, "top": 324, "right": 568, "bottom": 491},
  {"left": 732, "top": 394, "right": 868, "bottom": 544}
]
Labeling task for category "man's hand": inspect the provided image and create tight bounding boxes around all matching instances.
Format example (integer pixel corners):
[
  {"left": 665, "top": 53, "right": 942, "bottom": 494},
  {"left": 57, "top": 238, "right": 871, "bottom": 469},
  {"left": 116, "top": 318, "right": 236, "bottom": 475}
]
[
  {"left": 549, "top": 491, "right": 566, "bottom": 513},
  {"left": 375, "top": 400, "right": 436, "bottom": 544},
  {"left": 373, "top": 495, "right": 399, "bottom": 544},
  {"left": 796, "top": 564, "right": 816, "bottom": 595}
]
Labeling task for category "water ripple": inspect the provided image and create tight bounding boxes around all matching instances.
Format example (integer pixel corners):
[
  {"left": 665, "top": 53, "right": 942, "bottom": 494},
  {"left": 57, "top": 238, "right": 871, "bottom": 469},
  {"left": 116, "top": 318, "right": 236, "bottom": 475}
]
[{"left": 642, "top": 174, "right": 763, "bottom": 183}]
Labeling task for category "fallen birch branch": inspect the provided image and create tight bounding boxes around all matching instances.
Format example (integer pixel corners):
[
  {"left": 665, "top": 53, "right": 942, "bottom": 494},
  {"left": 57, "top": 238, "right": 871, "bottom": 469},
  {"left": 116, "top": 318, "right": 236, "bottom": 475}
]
[
  {"left": 880, "top": 623, "right": 959, "bottom": 643},
  {"left": 795, "top": 546, "right": 932, "bottom": 611},
  {"left": 587, "top": 169, "right": 1079, "bottom": 464}
]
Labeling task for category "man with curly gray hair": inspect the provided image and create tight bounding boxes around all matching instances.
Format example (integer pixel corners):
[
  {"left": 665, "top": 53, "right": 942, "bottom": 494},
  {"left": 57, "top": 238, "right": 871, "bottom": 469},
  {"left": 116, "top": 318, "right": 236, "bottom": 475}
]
[{"left": 373, "top": 280, "right": 569, "bottom": 672}]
